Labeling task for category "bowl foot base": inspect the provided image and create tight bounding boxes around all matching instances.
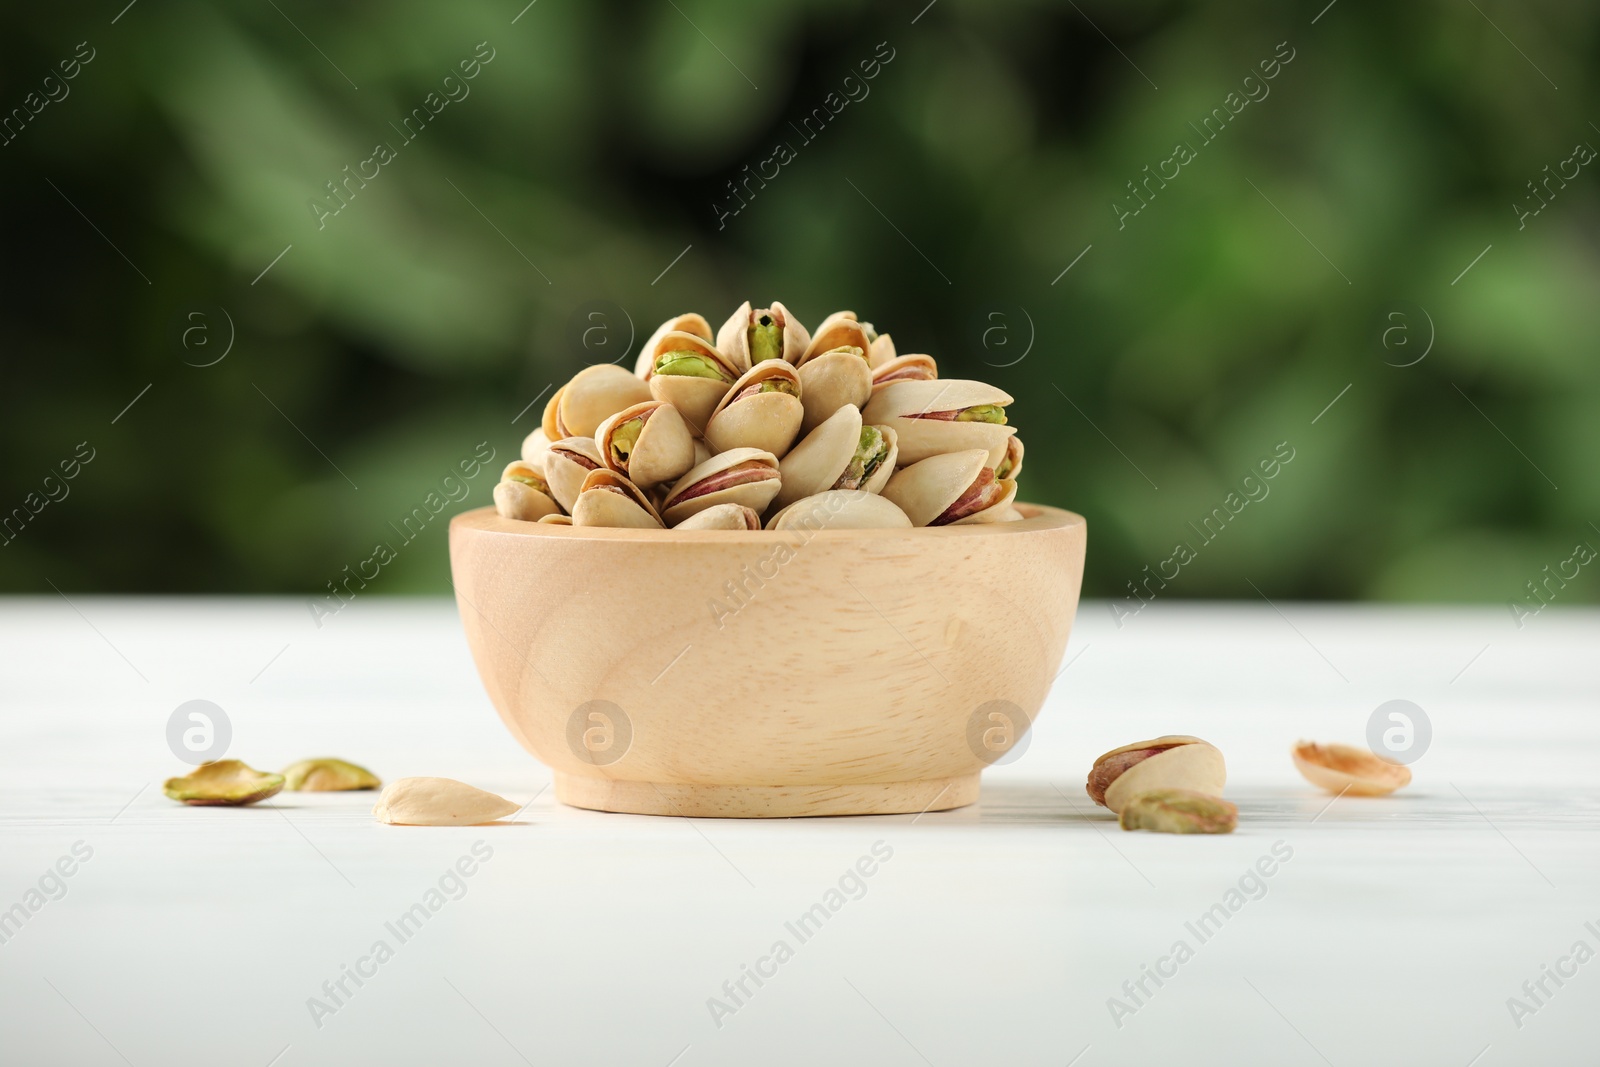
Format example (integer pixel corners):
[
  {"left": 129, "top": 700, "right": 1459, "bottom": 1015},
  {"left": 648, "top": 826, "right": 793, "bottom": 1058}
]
[{"left": 554, "top": 773, "right": 980, "bottom": 818}]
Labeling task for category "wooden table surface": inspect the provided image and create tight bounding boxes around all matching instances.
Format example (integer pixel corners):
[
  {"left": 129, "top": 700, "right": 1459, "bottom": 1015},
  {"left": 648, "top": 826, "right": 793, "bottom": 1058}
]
[{"left": 2, "top": 597, "right": 1596, "bottom": 1066}]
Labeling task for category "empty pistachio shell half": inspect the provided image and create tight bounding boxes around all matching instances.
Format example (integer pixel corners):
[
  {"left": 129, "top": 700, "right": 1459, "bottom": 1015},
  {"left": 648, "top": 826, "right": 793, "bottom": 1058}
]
[
  {"left": 673, "top": 502, "right": 763, "bottom": 530},
  {"left": 643, "top": 332, "right": 739, "bottom": 434},
  {"left": 282, "top": 758, "right": 380, "bottom": 792},
  {"left": 704, "top": 359, "right": 805, "bottom": 458},
  {"left": 542, "top": 364, "right": 652, "bottom": 441},
  {"left": 870, "top": 353, "right": 937, "bottom": 394},
  {"left": 881, "top": 450, "right": 1016, "bottom": 527},
  {"left": 715, "top": 300, "right": 811, "bottom": 371},
  {"left": 1292, "top": 741, "right": 1412, "bottom": 796},
  {"left": 164, "top": 760, "right": 285, "bottom": 806},
  {"left": 572, "top": 468, "right": 664, "bottom": 529},
  {"left": 372, "top": 777, "right": 519, "bottom": 826},
  {"left": 862, "top": 378, "right": 1015, "bottom": 467},
  {"left": 595, "top": 400, "right": 696, "bottom": 489},
  {"left": 1088, "top": 735, "right": 1227, "bottom": 815},
  {"left": 661, "top": 447, "right": 782, "bottom": 525},
  {"left": 635, "top": 312, "right": 715, "bottom": 377},
  {"left": 1119, "top": 789, "right": 1238, "bottom": 834},
  {"left": 545, "top": 436, "right": 604, "bottom": 512},
  {"left": 766, "top": 490, "right": 912, "bottom": 531},
  {"left": 796, "top": 346, "right": 873, "bottom": 435}
]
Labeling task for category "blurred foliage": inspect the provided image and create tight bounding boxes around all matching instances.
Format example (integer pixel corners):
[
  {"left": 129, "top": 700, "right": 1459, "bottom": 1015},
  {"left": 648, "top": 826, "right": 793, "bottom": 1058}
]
[{"left": 1, "top": 0, "right": 1597, "bottom": 608}]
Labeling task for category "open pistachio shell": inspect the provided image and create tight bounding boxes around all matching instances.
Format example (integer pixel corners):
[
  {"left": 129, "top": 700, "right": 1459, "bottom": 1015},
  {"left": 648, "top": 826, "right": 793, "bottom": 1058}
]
[
  {"left": 704, "top": 360, "right": 805, "bottom": 458},
  {"left": 715, "top": 300, "right": 811, "bottom": 372},
  {"left": 673, "top": 503, "right": 763, "bottom": 530},
  {"left": 661, "top": 447, "right": 782, "bottom": 525},
  {"left": 862, "top": 379, "right": 1016, "bottom": 466},
  {"left": 799, "top": 314, "right": 873, "bottom": 367},
  {"left": 373, "top": 777, "right": 519, "bottom": 826},
  {"left": 766, "top": 490, "right": 912, "bottom": 531},
  {"left": 775, "top": 405, "right": 895, "bottom": 509},
  {"left": 520, "top": 427, "right": 552, "bottom": 467},
  {"left": 571, "top": 468, "right": 664, "bottom": 529},
  {"left": 494, "top": 477, "right": 560, "bottom": 522},
  {"left": 543, "top": 364, "right": 652, "bottom": 441},
  {"left": 164, "top": 760, "right": 285, "bottom": 806},
  {"left": 643, "top": 331, "right": 738, "bottom": 435},
  {"left": 995, "top": 435, "right": 1024, "bottom": 482},
  {"left": 880, "top": 449, "right": 1012, "bottom": 527},
  {"left": 870, "top": 353, "right": 938, "bottom": 394},
  {"left": 538, "top": 513, "right": 573, "bottom": 525},
  {"left": 282, "top": 758, "right": 380, "bottom": 792},
  {"left": 1088, "top": 736, "right": 1227, "bottom": 815},
  {"left": 1292, "top": 741, "right": 1412, "bottom": 796},
  {"left": 796, "top": 347, "right": 873, "bottom": 435},
  {"left": 635, "top": 312, "right": 715, "bottom": 377},
  {"left": 595, "top": 400, "right": 696, "bottom": 489},
  {"left": 868, "top": 333, "right": 897, "bottom": 367},
  {"left": 545, "top": 437, "right": 604, "bottom": 512}
]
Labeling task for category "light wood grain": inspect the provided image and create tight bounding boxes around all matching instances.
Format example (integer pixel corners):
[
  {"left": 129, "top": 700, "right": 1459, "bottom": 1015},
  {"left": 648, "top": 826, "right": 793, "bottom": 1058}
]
[{"left": 448, "top": 503, "right": 1087, "bottom": 816}]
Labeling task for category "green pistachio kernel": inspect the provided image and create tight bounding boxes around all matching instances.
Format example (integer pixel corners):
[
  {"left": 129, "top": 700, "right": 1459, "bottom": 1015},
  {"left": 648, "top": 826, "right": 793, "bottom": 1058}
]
[
  {"left": 509, "top": 472, "right": 548, "bottom": 492},
  {"left": 956, "top": 404, "right": 1008, "bottom": 425},
  {"left": 758, "top": 379, "right": 798, "bottom": 396},
  {"left": 655, "top": 352, "right": 733, "bottom": 382},
  {"left": 835, "top": 426, "right": 889, "bottom": 490},
  {"left": 995, "top": 456, "right": 1014, "bottom": 480},
  {"left": 748, "top": 314, "right": 784, "bottom": 364},
  {"left": 609, "top": 417, "right": 644, "bottom": 466}
]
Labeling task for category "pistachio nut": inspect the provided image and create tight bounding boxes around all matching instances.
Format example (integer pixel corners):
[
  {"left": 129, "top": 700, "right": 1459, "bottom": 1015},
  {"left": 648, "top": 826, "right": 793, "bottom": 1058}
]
[
  {"left": 868, "top": 332, "right": 897, "bottom": 368},
  {"left": 595, "top": 400, "right": 696, "bottom": 489},
  {"left": 493, "top": 463, "right": 560, "bottom": 522},
  {"left": 715, "top": 300, "right": 811, "bottom": 371},
  {"left": 673, "top": 502, "right": 763, "bottom": 530},
  {"left": 798, "top": 313, "right": 874, "bottom": 368},
  {"left": 774, "top": 405, "right": 897, "bottom": 509},
  {"left": 634, "top": 312, "right": 715, "bottom": 377},
  {"left": 704, "top": 359, "right": 805, "bottom": 458},
  {"left": 994, "top": 435, "right": 1024, "bottom": 482},
  {"left": 571, "top": 468, "right": 664, "bottom": 529},
  {"left": 164, "top": 760, "right": 285, "bottom": 806},
  {"left": 795, "top": 346, "right": 873, "bottom": 435},
  {"left": 544, "top": 436, "right": 604, "bottom": 512},
  {"left": 661, "top": 447, "right": 782, "bottom": 525},
  {"left": 861, "top": 379, "right": 1015, "bottom": 467},
  {"left": 642, "top": 331, "right": 739, "bottom": 434},
  {"left": 538, "top": 513, "right": 573, "bottom": 525},
  {"left": 869, "top": 353, "right": 938, "bottom": 395},
  {"left": 766, "top": 490, "right": 912, "bottom": 531},
  {"left": 1292, "top": 741, "right": 1412, "bottom": 796},
  {"left": 1119, "top": 789, "right": 1239, "bottom": 834},
  {"left": 520, "top": 427, "right": 552, "bottom": 467},
  {"left": 542, "top": 364, "right": 653, "bottom": 441},
  {"left": 880, "top": 449, "right": 1016, "bottom": 527},
  {"left": 1086, "top": 736, "right": 1227, "bottom": 815},
  {"left": 372, "top": 777, "right": 519, "bottom": 826},
  {"left": 282, "top": 758, "right": 380, "bottom": 792}
]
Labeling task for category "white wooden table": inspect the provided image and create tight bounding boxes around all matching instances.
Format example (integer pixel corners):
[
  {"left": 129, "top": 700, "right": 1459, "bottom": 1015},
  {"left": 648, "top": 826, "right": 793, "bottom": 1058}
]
[{"left": 1, "top": 597, "right": 1596, "bottom": 1066}]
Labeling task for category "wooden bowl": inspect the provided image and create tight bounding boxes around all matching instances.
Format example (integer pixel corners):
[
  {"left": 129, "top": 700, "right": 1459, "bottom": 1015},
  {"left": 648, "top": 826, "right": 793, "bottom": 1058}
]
[{"left": 448, "top": 503, "right": 1086, "bottom": 817}]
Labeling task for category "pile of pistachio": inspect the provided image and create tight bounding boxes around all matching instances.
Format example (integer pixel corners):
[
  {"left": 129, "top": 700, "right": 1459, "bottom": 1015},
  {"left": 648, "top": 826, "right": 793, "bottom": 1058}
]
[{"left": 494, "top": 303, "right": 1025, "bottom": 531}]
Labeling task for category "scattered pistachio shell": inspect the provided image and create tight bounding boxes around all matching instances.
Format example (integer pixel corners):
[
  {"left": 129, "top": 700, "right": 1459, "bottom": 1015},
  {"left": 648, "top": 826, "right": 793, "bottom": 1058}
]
[
  {"left": 1119, "top": 789, "right": 1238, "bottom": 834},
  {"left": 1088, "top": 735, "right": 1227, "bottom": 814},
  {"left": 373, "top": 777, "right": 519, "bottom": 826},
  {"left": 164, "top": 760, "right": 285, "bottom": 806},
  {"left": 1292, "top": 741, "right": 1411, "bottom": 796},
  {"left": 282, "top": 758, "right": 380, "bottom": 792}
]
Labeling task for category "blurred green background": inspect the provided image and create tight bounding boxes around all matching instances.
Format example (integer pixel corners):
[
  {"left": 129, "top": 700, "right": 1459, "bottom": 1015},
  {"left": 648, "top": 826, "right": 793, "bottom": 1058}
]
[{"left": 2, "top": 0, "right": 1596, "bottom": 608}]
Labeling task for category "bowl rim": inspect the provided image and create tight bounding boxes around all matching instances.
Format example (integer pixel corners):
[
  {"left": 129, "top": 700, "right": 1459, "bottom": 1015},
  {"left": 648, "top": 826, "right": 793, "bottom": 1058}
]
[{"left": 451, "top": 502, "right": 1084, "bottom": 542}]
